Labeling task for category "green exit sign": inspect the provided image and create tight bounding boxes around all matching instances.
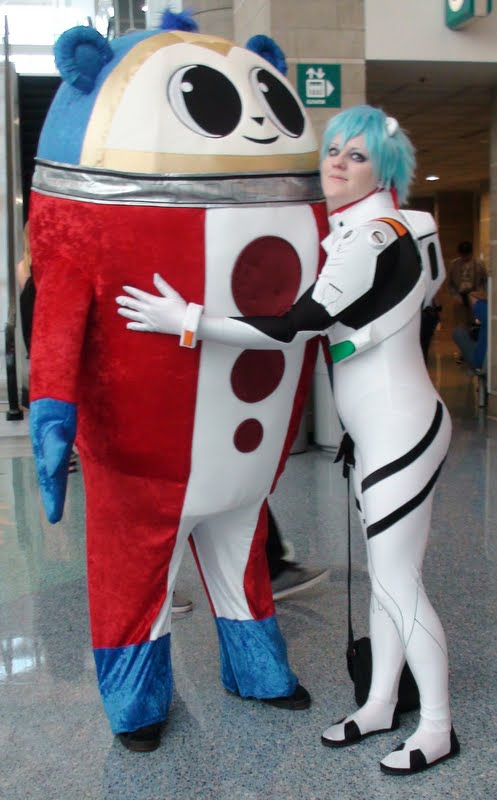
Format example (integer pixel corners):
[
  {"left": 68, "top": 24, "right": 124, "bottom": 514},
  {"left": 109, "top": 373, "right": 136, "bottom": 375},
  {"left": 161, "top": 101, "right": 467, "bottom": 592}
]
[
  {"left": 446, "top": 0, "right": 492, "bottom": 29},
  {"left": 297, "top": 64, "right": 341, "bottom": 108}
]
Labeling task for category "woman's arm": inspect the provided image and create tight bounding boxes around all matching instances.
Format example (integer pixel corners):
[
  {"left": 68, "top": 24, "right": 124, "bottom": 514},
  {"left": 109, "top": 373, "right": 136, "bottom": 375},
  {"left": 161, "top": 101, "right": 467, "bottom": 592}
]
[
  {"left": 116, "top": 219, "right": 418, "bottom": 350},
  {"left": 116, "top": 274, "right": 333, "bottom": 350}
]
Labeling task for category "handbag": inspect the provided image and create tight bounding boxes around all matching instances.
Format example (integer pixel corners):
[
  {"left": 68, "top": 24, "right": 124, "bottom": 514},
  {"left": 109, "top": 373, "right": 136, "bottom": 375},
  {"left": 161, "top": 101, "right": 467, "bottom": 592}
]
[{"left": 336, "top": 434, "right": 420, "bottom": 713}]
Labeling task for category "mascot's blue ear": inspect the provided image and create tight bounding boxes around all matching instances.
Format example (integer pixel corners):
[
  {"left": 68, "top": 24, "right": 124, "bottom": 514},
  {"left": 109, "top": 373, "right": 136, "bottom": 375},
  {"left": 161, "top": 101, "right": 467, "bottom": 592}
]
[
  {"left": 55, "top": 26, "right": 113, "bottom": 94},
  {"left": 160, "top": 8, "right": 199, "bottom": 32},
  {"left": 246, "top": 35, "right": 287, "bottom": 75}
]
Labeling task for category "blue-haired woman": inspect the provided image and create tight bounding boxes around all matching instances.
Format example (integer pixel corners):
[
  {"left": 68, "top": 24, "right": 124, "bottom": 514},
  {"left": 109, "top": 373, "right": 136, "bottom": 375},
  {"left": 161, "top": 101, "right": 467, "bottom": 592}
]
[{"left": 117, "top": 105, "right": 459, "bottom": 774}]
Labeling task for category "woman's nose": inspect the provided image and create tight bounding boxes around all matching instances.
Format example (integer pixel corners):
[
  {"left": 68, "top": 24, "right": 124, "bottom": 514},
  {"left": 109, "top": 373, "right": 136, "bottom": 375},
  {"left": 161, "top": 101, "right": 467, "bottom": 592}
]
[{"left": 331, "top": 152, "right": 346, "bottom": 169}]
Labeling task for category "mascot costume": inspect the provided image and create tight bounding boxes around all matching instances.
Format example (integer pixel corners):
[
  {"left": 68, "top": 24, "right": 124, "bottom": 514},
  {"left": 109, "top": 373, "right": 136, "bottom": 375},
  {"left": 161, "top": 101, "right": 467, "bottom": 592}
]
[{"left": 28, "top": 9, "right": 327, "bottom": 749}]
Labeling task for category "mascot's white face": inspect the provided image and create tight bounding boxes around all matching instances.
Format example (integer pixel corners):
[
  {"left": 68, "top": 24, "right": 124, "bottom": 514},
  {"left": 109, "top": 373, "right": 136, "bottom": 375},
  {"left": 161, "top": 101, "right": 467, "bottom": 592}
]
[{"left": 81, "top": 32, "right": 318, "bottom": 175}]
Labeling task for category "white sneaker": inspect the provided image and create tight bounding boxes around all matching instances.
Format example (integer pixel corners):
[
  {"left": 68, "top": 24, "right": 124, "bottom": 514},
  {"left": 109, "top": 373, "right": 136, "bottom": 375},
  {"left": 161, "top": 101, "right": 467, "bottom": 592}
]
[{"left": 172, "top": 592, "right": 193, "bottom": 614}]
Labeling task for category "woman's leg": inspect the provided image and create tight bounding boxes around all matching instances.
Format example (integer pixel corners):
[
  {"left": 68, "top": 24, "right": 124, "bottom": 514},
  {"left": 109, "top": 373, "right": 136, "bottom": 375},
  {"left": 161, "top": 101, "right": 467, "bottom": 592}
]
[
  {"left": 323, "top": 402, "right": 456, "bottom": 769},
  {"left": 366, "top": 496, "right": 456, "bottom": 771},
  {"left": 322, "top": 449, "right": 403, "bottom": 745},
  {"left": 323, "top": 488, "right": 453, "bottom": 762}
]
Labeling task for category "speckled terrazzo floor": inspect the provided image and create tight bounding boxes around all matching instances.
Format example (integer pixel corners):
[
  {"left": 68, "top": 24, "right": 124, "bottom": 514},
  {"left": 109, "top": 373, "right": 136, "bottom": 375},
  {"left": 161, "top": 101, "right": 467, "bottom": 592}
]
[{"left": 1, "top": 334, "right": 497, "bottom": 800}]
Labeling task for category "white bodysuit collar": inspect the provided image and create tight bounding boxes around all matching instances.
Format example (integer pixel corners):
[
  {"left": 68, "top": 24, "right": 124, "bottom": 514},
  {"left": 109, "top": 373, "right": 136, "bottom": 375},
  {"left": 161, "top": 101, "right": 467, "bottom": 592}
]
[{"left": 328, "top": 190, "right": 398, "bottom": 233}]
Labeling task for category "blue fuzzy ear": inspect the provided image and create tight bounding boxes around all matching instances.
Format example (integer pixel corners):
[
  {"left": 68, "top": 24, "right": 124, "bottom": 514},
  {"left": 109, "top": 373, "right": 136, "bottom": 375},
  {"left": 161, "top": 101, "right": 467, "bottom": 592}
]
[
  {"left": 160, "top": 7, "right": 199, "bottom": 32},
  {"left": 246, "top": 35, "right": 287, "bottom": 75},
  {"left": 55, "top": 26, "right": 113, "bottom": 94}
]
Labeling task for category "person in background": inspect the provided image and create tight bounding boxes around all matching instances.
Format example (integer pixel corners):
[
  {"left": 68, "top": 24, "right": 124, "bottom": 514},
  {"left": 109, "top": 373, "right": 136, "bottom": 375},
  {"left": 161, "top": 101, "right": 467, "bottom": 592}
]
[
  {"left": 267, "top": 507, "right": 330, "bottom": 600},
  {"left": 117, "top": 104, "right": 459, "bottom": 776},
  {"left": 420, "top": 293, "right": 442, "bottom": 364},
  {"left": 449, "top": 240, "right": 487, "bottom": 326},
  {"left": 452, "top": 290, "right": 487, "bottom": 371},
  {"left": 17, "top": 222, "right": 36, "bottom": 353}
]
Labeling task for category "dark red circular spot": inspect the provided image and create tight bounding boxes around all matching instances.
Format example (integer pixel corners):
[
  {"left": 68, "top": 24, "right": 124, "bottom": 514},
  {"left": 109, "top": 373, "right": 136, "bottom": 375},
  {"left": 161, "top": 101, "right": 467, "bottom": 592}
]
[
  {"left": 234, "top": 419, "right": 264, "bottom": 453},
  {"left": 231, "top": 236, "right": 302, "bottom": 315},
  {"left": 231, "top": 350, "right": 285, "bottom": 403}
]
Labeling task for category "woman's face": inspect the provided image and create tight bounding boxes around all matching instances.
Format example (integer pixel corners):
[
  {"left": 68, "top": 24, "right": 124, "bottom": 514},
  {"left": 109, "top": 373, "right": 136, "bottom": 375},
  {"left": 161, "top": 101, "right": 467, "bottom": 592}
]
[{"left": 320, "top": 134, "right": 377, "bottom": 211}]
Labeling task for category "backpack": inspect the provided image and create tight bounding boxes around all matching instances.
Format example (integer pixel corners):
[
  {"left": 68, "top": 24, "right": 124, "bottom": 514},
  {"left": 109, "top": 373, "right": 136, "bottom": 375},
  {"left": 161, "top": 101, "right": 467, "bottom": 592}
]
[{"left": 400, "top": 210, "right": 446, "bottom": 306}]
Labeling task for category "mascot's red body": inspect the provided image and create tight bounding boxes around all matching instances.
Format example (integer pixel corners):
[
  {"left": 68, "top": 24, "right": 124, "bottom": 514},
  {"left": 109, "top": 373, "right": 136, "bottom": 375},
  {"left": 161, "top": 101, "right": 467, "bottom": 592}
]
[{"left": 29, "top": 20, "right": 327, "bottom": 735}]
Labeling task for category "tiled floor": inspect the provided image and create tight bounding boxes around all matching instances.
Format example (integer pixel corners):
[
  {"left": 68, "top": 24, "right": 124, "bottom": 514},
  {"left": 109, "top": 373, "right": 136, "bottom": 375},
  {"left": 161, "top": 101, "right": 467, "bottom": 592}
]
[{"left": 1, "top": 331, "right": 496, "bottom": 800}]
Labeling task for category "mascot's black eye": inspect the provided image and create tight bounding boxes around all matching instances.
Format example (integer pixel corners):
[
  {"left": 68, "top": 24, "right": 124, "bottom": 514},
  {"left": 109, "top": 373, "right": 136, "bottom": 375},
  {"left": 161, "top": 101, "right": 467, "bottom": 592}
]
[
  {"left": 251, "top": 68, "right": 305, "bottom": 138},
  {"left": 168, "top": 65, "right": 242, "bottom": 137}
]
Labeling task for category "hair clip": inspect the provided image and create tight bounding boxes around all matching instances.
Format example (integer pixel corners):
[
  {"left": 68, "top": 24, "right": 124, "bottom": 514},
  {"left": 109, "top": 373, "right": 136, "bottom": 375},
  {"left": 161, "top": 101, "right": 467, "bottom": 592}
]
[{"left": 385, "top": 117, "right": 399, "bottom": 137}]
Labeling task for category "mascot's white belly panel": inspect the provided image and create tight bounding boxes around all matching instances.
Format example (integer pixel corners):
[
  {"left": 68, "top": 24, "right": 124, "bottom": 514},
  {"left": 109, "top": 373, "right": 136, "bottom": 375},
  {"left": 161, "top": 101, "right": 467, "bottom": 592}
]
[{"left": 182, "top": 204, "right": 319, "bottom": 517}]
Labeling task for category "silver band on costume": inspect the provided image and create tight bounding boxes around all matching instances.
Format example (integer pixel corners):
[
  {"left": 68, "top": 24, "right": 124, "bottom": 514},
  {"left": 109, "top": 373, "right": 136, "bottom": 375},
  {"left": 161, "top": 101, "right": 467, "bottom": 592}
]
[{"left": 32, "top": 160, "right": 324, "bottom": 208}]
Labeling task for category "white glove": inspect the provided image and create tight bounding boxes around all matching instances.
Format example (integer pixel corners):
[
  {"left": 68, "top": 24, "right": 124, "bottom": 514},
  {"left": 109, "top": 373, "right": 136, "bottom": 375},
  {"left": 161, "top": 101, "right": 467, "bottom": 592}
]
[{"left": 116, "top": 273, "right": 187, "bottom": 335}]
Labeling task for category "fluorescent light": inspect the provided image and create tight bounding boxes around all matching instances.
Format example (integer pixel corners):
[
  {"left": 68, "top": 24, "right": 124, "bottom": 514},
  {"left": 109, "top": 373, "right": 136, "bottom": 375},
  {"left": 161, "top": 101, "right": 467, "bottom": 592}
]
[{"left": 425, "top": 175, "right": 440, "bottom": 181}]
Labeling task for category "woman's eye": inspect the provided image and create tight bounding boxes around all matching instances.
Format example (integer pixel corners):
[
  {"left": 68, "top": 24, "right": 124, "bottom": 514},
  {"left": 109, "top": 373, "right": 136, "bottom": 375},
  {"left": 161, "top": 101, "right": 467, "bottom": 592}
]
[
  {"left": 351, "top": 152, "right": 366, "bottom": 162},
  {"left": 328, "top": 146, "right": 339, "bottom": 156}
]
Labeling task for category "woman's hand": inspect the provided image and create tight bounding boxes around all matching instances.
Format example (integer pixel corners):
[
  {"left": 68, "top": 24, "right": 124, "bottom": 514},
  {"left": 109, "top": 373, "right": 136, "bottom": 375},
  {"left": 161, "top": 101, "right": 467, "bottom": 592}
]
[{"left": 116, "top": 273, "right": 187, "bottom": 335}]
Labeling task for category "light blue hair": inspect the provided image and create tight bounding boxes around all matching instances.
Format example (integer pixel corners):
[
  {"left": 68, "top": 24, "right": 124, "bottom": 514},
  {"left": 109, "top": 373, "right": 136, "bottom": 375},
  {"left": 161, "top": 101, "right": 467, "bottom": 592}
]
[{"left": 321, "top": 105, "right": 415, "bottom": 205}]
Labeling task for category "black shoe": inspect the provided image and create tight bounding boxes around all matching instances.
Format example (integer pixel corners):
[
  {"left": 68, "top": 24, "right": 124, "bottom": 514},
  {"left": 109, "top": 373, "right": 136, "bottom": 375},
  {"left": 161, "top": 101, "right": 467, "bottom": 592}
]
[
  {"left": 118, "top": 723, "right": 161, "bottom": 753},
  {"left": 271, "top": 563, "right": 331, "bottom": 601},
  {"left": 262, "top": 683, "right": 311, "bottom": 710}
]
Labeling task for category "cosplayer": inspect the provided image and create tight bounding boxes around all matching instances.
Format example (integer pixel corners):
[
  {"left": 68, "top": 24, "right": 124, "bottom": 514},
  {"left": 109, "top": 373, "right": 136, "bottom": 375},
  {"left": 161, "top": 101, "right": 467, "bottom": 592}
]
[
  {"left": 117, "top": 105, "right": 460, "bottom": 774},
  {"left": 28, "top": 11, "right": 328, "bottom": 752}
]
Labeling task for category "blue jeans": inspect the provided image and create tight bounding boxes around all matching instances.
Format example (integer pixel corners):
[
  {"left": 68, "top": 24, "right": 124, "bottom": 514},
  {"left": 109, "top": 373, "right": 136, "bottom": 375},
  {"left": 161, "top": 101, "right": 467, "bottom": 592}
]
[{"left": 452, "top": 326, "right": 477, "bottom": 368}]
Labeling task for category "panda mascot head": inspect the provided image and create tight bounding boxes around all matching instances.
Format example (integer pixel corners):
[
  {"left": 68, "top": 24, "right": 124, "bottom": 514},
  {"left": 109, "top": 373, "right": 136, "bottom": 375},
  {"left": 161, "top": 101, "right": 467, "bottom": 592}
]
[{"left": 37, "top": 9, "right": 319, "bottom": 176}]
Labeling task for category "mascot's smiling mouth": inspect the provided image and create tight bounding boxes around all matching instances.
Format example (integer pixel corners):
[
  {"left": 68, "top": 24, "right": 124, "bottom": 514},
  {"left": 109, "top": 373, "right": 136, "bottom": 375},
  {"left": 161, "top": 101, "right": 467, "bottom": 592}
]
[{"left": 243, "top": 135, "right": 279, "bottom": 144}]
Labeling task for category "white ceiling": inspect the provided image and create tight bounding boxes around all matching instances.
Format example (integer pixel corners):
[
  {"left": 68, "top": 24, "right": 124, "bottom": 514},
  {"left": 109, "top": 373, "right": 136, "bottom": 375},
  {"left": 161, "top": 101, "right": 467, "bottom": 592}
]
[{"left": 367, "top": 60, "right": 497, "bottom": 196}]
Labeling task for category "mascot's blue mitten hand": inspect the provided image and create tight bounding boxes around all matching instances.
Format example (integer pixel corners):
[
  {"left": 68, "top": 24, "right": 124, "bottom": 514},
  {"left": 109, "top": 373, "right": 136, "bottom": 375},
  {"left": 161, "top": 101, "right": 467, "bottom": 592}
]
[{"left": 29, "top": 398, "right": 77, "bottom": 523}]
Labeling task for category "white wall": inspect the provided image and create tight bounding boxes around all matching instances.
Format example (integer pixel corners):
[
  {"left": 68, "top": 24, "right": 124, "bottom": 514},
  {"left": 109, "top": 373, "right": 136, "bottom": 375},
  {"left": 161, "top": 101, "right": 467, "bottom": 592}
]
[{"left": 365, "top": 0, "right": 497, "bottom": 62}]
